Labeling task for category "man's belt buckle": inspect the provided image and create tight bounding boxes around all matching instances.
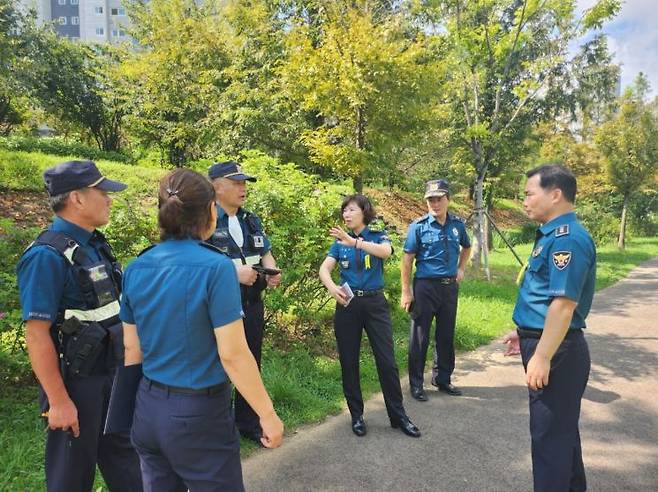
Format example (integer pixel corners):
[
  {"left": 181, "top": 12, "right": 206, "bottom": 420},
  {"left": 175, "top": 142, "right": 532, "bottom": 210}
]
[{"left": 355, "top": 290, "right": 365, "bottom": 297}]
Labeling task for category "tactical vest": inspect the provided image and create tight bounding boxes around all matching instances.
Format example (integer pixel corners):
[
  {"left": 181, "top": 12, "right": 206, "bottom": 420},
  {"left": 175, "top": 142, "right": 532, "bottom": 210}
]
[
  {"left": 25, "top": 230, "right": 123, "bottom": 378},
  {"left": 207, "top": 209, "right": 268, "bottom": 303}
]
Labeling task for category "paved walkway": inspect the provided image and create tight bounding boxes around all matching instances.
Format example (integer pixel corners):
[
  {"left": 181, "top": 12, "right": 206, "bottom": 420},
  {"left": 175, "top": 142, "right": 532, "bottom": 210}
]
[{"left": 243, "top": 259, "right": 658, "bottom": 491}]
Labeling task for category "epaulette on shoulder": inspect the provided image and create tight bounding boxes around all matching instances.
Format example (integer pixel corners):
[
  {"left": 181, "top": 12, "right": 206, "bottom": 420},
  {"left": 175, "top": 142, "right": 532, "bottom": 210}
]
[
  {"left": 199, "top": 241, "right": 228, "bottom": 255},
  {"left": 137, "top": 244, "right": 157, "bottom": 257},
  {"left": 555, "top": 224, "right": 570, "bottom": 237},
  {"left": 413, "top": 215, "right": 429, "bottom": 224}
]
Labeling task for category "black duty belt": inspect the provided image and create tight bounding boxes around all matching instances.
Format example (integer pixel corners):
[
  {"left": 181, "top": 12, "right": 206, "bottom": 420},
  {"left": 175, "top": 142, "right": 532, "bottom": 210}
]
[
  {"left": 428, "top": 277, "right": 456, "bottom": 285},
  {"left": 517, "top": 327, "right": 583, "bottom": 339},
  {"left": 353, "top": 289, "right": 383, "bottom": 297},
  {"left": 145, "top": 377, "right": 230, "bottom": 396}
]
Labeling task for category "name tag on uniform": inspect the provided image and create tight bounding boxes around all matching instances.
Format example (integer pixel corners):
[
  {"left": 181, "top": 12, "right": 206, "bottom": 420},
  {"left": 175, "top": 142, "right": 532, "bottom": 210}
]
[
  {"left": 88, "top": 265, "right": 109, "bottom": 282},
  {"left": 253, "top": 235, "right": 265, "bottom": 248},
  {"left": 340, "top": 260, "right": 350, "bottom": 269}
]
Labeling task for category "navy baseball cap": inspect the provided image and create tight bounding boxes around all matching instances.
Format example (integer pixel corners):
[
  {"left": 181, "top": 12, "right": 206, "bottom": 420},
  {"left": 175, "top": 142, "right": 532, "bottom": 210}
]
[
  {"left": 424, "top": 179, "right": 450, "bottom": 199},
  {"left": 208, "top": 160, "right": 256, "bottom": 182},
  {"left": 43, "top": 160, "right": 127, "bottom": 196}
]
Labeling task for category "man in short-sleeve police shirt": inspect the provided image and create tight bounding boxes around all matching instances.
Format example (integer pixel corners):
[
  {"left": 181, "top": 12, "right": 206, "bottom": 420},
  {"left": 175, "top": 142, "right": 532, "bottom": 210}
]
[
  {"left": 503, "top": 164, "right": 595, "bottom": 492},
  {"left": 207, "top": 161, "right": 282, "bottom": 444},
  {"left": 16, "top": 160, "right": 142, "bottom": 492},
  {"left": 401, "top": 179, "right": 471, "bottom": 401}
]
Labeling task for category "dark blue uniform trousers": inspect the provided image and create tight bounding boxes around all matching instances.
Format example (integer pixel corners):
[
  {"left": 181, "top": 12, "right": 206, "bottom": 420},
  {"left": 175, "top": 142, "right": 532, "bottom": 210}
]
[
  {"left": 408, "top": 279, "right": 459, "bottom": 389},
  {"left": 520, "top": 330, "right": 590, "bottom": 492},
  {"left": 334, "top": 293, "right": 406, "bottom": 422},
  {"left": 40, "top": 373, "right": 142, "bottom": 492},
  {"left": 234, "top": 299, "right": 265, "bottom": 436},
  {"left": 131, "top": 378, "right": 243, "bottom": 492}
]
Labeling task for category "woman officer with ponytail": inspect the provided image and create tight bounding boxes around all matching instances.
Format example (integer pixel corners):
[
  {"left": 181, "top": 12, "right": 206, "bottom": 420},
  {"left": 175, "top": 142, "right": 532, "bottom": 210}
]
[{"left": 120, "top": 169, "right": 283, "bottom": 491}]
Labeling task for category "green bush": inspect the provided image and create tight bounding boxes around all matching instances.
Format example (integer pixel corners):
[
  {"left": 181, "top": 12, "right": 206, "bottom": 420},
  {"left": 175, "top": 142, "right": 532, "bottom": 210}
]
[
  {"left": 0, "top": 219, "right": 39, "bottom": 340},
  {"left": 0, "top": 136, "right": 131, "bottom": 163},
  {"left": 0, "top": 151, "right": 42, "bottom": 190},
  {"left": 492, "top": 222, "right": 536, "bottom": 249}
]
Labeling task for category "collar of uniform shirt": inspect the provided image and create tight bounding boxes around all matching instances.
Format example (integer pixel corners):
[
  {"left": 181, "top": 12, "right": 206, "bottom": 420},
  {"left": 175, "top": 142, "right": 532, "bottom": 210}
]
[
  {"left": 538, "top": 211, "right": 576, "bottom": 236},
  {"left": 216, "top": 204, "right": 244, "bottom": 221},
  {"left": 52, "top": 216, "right": 94, "bottom": 246}
]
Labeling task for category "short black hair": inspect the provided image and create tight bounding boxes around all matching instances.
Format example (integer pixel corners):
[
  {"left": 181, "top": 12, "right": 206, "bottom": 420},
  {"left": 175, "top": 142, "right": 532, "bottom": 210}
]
[
  {"left": 341, "top": 194, "right": 377, "bottom": 225},
  {"left": 526, "top": 164, "right": 577, "bottom": 203}
]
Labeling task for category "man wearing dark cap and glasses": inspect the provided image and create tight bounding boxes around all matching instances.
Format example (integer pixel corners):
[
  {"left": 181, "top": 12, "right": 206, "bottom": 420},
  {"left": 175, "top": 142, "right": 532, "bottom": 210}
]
[
  {"left": 16, "top": 160, "right": 142, "bottom": 491},
  {"left": 400, "top": 179, "right": 471, "bottom": 401},
  {"left": 207, "top": 160, "right": 282, "bottom": 444}
]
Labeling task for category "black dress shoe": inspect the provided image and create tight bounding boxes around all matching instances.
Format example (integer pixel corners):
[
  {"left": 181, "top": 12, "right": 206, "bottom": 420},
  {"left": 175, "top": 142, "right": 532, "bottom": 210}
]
[
  {"left": 410, "top": 387, "right": 428, "bottom": 401},
  {"left": 437, "top": 383, "right": 462, "bottom": 396},
  {"left": 351, "top": 416, "right": 367, "bottom": 437},
  {"left": 391, "top": 417, "right": 421, "bottom": 438}
]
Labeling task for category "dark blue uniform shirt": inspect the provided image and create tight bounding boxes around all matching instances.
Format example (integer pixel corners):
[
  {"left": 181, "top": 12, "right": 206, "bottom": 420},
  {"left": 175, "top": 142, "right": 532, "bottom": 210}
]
[
  {"left": 327, "top": 227, "right": 391, "bottom": 290},
  {"left": 513, "top": 212, "right": 596, "bottom": 331},
  {"left": 120, "top": 239, "right": 244, "bottom": 389},
  {"left": 403, "top": 213, "right": 471, "bottom": 278},
  {"left": 17, "top": 216, "right": 104, "bottom": 323}
]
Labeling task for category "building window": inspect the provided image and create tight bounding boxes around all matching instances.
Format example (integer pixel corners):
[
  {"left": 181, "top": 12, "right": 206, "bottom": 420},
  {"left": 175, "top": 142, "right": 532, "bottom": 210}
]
[
  {"left": 119, "top": 30, "right": 126, "bottom": 37},
  {"left": 94, "top": 6, "right": 103, "bottom": 14},
  {"left": 58, "top": 17, "right": 67, "bottom": 25},
  {"left": 111, "top": 8, "right": 126, "bottom": 16},
  {"left": 58, "top": 0, "right": 66, "bottom": 5},
  {"left": 111, "top": 29, "right": 118, "bottom": 37},
  {"left": 71, "top": 0, "right": 78, "bottom": 4},
  {"left": 96, "top": 27, "right": 104, "bottom": 36},
  {"left": 71, "top": 16, "right": 79, "bottom": 25}
]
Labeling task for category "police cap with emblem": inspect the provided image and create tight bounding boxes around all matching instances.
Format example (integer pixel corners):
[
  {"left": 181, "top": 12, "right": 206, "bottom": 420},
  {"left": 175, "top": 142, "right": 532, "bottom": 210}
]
[
  {"left": 424, "top": 179, "right": 450, "bottom": 199},
  {"left": 208, "top": 160, "right": 257, "bottom": 182},
  {"left": 43, "top": 160, "right": 127, "bottom": 196}
]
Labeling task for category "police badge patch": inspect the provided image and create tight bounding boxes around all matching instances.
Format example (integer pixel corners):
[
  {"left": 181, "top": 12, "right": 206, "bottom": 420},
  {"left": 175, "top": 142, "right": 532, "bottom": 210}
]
[
  {"left": 452, "top": 227, "right": 459, "bottom": 237},
  {"left": 552, "top": 251, "right": 572, "bottom": 270}
]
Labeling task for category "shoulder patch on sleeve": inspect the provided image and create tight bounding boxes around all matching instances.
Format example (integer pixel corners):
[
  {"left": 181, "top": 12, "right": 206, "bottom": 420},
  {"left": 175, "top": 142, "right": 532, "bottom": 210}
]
[
  {"left": 552, "top": 251, "right": 572, "bottom": 270},
  {"left": 555, "top": 224, "right": 570, "bottom": 237}
]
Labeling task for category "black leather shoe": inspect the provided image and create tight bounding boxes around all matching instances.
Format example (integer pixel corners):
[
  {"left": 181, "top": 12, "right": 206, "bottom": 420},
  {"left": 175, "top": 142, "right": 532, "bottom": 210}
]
[
  {"left": 437, "top": 383, "right": 462, "bottom": 396},
  {"left": 410, "top": 387, "right": 428, "bottom": 401},
  {"left": 391, "top": 417, "right": 421, "bottom": 438},
  {"left": 351, "top": 416, "right": 367, "bottom": 437}
]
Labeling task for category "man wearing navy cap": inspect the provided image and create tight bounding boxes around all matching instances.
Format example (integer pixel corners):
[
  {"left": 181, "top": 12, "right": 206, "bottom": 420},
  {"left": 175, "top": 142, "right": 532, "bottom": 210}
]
[
  {"left": 401, "top": 179, "right": 471, "bottom": 401},
  {"left": 207, "top": 160, "right": 282, "bottom": 444},
  {"left": 16, "top": 160, "right": 142, "bottom": 491}
]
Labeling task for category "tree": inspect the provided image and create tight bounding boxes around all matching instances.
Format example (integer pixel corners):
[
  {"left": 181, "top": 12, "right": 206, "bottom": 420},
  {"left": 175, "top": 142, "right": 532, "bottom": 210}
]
[
  {"left": 280, "top": 0, "right": 437, "bottom": 191},
  {"left": 121, "top": 0, "right": 233, "bottom": 166},
  {"left": 416, "top": 0, "right": 621, "bottom": 273},
  {"left": 20, "top": 31, "right": 126, "bottom": 151},
  {"left": 595, "top": 76, "right": 658, "bottom": 249}
]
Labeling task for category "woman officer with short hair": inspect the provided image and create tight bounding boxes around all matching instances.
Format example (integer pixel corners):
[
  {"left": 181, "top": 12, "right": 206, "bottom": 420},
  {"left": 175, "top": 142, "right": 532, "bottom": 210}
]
[
  {"left": 319, "top": 194, "right": 420, "bottom": 438},
  {"left": 121, "top": 169, "right": 283, "bottom": 491}
]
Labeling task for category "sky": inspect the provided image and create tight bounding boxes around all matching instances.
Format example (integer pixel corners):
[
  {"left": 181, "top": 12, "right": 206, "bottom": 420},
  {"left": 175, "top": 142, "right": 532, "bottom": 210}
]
[{"left": 576, "top": 0, "right": 657, "bottom": 96}]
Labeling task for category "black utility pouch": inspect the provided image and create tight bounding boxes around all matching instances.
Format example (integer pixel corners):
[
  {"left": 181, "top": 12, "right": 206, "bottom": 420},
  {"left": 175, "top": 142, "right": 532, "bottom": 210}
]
[
  {"left": 106, "top": 322, "right": 125, "bottom": 363},
  {"left": 63, "top": 319, "right": 108, "bottom": 377}
]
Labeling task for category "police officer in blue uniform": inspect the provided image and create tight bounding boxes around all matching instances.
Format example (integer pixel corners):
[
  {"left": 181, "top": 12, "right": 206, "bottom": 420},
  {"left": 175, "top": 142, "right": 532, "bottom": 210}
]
[
  {"left": 319, "top": 194, "right": 420, "bottom": 438},
  {"left": 503, "top": 164, "right": 595, "bottom": 492},
  {"left": 16, "top": 160, "right": 142, "bottom": 492},
  {"left": 401, "top": 179, "right": 471, "bottom": 401},
  {"left": 206, "top": 160, "right": 282, "bottom": 444},
  {"left": 121, "top": 169, "right": 283, "bottom": 491}
]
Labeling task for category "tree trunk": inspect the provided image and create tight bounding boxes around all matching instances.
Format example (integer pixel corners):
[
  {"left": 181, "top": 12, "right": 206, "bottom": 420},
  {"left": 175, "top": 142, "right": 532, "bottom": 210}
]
[
  {"left": 353, "top": 105, "right": 365, "bottom": 193},
  {"left": 471, "top": 172, "right": 492, "bottom": 279},
  {"left": 352, "top": 175, "right": 363, "bottom": 193},
  {"left": 618, "top": 194, "right": 628, "bottom": 250}
]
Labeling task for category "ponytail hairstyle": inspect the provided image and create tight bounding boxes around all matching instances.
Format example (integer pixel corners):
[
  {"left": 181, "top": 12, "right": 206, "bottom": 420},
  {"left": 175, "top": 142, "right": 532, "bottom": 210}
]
[{"left": 158, "top": 169, "right": 216, "bottom": 240}]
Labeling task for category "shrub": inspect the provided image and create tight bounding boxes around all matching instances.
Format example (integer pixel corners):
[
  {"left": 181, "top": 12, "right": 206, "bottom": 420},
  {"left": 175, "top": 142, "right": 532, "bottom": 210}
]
[{"left": 0, "top": 136, "right": 132, "bottom": 163}]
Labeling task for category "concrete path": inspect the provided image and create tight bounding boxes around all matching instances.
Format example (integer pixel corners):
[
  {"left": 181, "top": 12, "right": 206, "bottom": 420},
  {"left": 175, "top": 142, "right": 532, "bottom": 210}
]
[{"left": 243, "top": 259, "right": 658, "bottom": 491}]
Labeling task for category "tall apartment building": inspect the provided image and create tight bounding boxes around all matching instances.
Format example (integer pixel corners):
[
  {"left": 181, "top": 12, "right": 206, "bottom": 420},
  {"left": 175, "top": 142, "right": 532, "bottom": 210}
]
[{"left": 18, "top": 0, "right": 131, "bottom": 44}]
